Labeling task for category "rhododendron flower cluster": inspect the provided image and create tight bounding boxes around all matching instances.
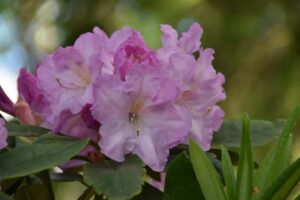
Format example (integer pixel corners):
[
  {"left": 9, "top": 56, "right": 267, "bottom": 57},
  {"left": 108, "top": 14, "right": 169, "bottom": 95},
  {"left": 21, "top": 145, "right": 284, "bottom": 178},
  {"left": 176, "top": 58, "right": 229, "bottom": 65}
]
[{"left": 0, "top": 23, "right": 225, "bottom": 171}]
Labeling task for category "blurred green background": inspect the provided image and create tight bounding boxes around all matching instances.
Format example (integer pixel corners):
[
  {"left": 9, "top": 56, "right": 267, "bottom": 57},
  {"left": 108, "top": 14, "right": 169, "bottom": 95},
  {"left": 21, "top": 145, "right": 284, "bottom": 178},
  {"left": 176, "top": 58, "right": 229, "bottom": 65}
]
[{"left": 0, "top": 0, "right": 299, "bottom": 198}]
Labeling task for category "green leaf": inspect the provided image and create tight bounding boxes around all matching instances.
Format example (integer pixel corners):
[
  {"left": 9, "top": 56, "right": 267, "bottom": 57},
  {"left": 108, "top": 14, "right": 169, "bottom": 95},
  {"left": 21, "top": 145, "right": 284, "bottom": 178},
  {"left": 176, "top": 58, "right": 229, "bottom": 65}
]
[
  {"left": 83, "top": 155, "right": 145, "bottom": 200},
  {"left": 256, "top": 105, "right": 300, "bottom": 196},
  {"left": 236, "top": 115, "right": 253, "bottom": 200},
  {"left": 189, "top": 139, "right": 226, "bottom": 200},
  {"left": 213, "top": 119, "right": 284, "bottom": 148},
  {"left": 36, "top": 170, "right": 55, "bottom": 200},
  {"left": 253, "top": 135, "right": 292, "bottom": 199},
  {"left": 133, "top": 184, "right": 164, "bottom": 200},
  {"left": 164, "top": 152, "right": 205, "bottom": 200},
  {"left": 6, "top": 123, "right": 50, "bottom": 137},
  {"left": 0, "top": 192, "right": 12, "bottom": 200},
  {"left": 0, "top": 134, "right": 88, "bottom": 179},
  {"left": 221, "top": 146, "right": 236, "bottom": 200},
  {"left": 14, "top": 182, "right": 51, "bottom": 200},
  {"left": 259, "top": 157, "right": 300, "bottom": 200}
]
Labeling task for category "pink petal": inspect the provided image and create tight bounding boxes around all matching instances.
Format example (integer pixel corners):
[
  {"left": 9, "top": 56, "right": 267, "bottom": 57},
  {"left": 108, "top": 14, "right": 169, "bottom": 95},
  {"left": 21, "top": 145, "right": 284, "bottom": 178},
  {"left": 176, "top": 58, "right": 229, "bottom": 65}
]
[
  {"left": 99, "top": 121, "right": 136, "bottom": 162},
  {"left": 178, "top": 23, "right": 203, "bottom": 53}
]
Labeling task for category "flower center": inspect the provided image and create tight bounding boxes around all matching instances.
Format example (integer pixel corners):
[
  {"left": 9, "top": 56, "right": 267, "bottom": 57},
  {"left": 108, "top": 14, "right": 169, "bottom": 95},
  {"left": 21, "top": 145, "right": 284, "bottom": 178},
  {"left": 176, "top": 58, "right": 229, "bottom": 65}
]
[
  {"left": 128, "top": 112, "right": 139, "bottom": 123},
  {"left": 128, "top": 100, "right": 143, "bottom": 136}
]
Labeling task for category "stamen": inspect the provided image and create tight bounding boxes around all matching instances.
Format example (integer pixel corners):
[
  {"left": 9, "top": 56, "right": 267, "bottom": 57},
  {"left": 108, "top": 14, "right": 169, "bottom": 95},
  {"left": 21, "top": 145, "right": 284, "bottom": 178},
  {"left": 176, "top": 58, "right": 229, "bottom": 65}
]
[{"left": 129, "top": 112, "right": 138, "bottom": 123}]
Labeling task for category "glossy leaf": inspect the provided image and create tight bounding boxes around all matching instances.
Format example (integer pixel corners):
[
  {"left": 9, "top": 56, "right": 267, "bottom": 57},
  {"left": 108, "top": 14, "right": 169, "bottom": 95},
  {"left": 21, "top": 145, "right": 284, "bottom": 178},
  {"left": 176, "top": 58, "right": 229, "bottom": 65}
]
[
  {"left": 83, "top": 155, "right": 145, "bottom": 200},
  {"left": 221, "top": 146, "right": 236, "bottom": 200},
  {"left": 236, "top": 115, "right": 253, "bottom": 200},
  {"left": 0, "top": 134, "right": 88, "bottom": 179},
  {"left": 259, "top": 157, "right": 300, "bottom": 200},
  {"left": 189, "top": 139, "right": 226, "bottom": 200},
  {"left": 6, "top": 123, "right": 50, "bottom": 137},
  {"left": 164, "top": 152, "right": 205, "bottom": 200},
  {"left": 213, "top": 119, "right": 284, "bottom": 148}
]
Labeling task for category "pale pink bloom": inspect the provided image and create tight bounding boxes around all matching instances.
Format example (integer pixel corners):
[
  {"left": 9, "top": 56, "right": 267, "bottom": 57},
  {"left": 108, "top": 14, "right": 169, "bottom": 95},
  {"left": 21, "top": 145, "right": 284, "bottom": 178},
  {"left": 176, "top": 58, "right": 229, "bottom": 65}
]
[
  {"left": 157, "top": 23, "right": 203, "bottom": 63},
  {"left": 92, "top": 65, "right": 191, "bottom": 171},
  {"left": 113, "top": 32, "right": 157, "bottom": 80},
  {"left": 170, "top": 49, "right": 226, "bottom": 150}
]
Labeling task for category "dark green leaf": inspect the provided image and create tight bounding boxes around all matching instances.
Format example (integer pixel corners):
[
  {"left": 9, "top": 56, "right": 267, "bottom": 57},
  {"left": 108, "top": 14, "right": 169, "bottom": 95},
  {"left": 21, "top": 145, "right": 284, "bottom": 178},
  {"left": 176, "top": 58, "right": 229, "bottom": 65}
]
[
  {"left": 133, "top": 184, "right": 164, "bottom": 200},
  {"left": 236, "top": 115, "right": 253, "bottom": 200},
  {"left": 164, "top": 152, "right": 205, "bottom": 200},
  {"left": 36, "top": 170, "right": 55, "bottom": 200},
  {"left": 0, "top": 192, "right": 12, "bottom": 200},
  {"left": 6, "top": 123, "right": 50, "bottom": 137},
  {"left": 259, "top": 157, "right": 300, "bottom": 200},
  {"left": 189, "top": 139, "right": 226, "bottom": 200},
  {"left": 83, "top": 155, "right": 145, "bottom": 200},
  {"left": 221, "top": 146, "right": 236, "bottom": 200},
  {"left": 14, "top": 182, "right": 51, "bottom": 200},
  {"left": 213, "top": 119, "right": 285, "bottom": 148},
  {"left": 0, "top": 134, "right": 88, "bottom": 179}
]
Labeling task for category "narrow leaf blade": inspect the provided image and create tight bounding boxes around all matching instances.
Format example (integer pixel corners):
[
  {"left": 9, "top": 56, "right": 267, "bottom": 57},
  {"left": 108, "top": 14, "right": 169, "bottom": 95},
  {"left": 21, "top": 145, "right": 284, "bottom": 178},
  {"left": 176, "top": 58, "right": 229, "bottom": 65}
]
[
  {"left": 259, "top": 157, "right": 300, "bottom": 200},
  {"left": 236, "top": 115, "right": 253, "bottom": 200},
  {"left": 257, "top": 105, "right": 300, "bottom": 195},
  {"left": 189, "top": 139, "right": 226, "bottom": 200},
  {"left": 221, "top": 146, "right": 236, "bottom": 200}
]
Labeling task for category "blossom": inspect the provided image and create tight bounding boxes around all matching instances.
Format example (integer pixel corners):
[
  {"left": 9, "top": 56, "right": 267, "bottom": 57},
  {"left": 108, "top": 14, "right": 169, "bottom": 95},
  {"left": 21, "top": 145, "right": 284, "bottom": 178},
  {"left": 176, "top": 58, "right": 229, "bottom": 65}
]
[
  {"left": 0, "top": 86, "right": 15, "bottom": 116},
  {"left": 36, "top": 32, "right": 104, "bottom": 119},
  {"left": 0, "top": 118, "right": 8, "bottom": 150},
  {"left": 113, "top": 32, "right": 157, "bottom": 80},
  {"left": 156, "top": 23, "right": 203, "bottom": 63},
  {"left": 16, "top": 68, "right": 50, "bottom": 125},
  {"left": 92, "top": 65, "right": 191, "bottom": 171},
  {"left": 168, "top": 49, "right": 226, "bottom": 150}
]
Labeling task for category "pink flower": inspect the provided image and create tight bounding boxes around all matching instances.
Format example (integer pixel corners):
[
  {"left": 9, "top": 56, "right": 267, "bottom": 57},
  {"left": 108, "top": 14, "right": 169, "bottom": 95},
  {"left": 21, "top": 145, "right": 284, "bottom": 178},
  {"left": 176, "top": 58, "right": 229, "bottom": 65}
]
[
  {"left": 91, "top": 65, "right": 191, "bottom": 171},
  {"left": 113, "top": 32, "right": 157, "bottom": 80},
  {"left": 0, "top": 118, "right": 8, "bottom": 150},
  {"left": 37, "top": 32, "right": 104, "bottom": 119},
  {"left": 0, "top": 86, "right": 15, "bottom": 116},
  {"left": 170, "top": 49, "right": 226, "bottom": 150},
  {"left": 157, "top": 23, "right": 203, "bottom": 63}
]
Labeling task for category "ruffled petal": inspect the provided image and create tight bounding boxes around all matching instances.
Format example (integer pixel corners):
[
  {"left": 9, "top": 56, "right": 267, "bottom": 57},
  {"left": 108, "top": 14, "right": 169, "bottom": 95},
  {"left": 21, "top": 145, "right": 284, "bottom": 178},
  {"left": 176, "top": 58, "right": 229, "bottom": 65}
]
[
  {"left": 178, "top": 23, "right": 203, "bottom": 53},
  {"left": 133, "top": 127, "right": 169, "bottom": 171}
]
